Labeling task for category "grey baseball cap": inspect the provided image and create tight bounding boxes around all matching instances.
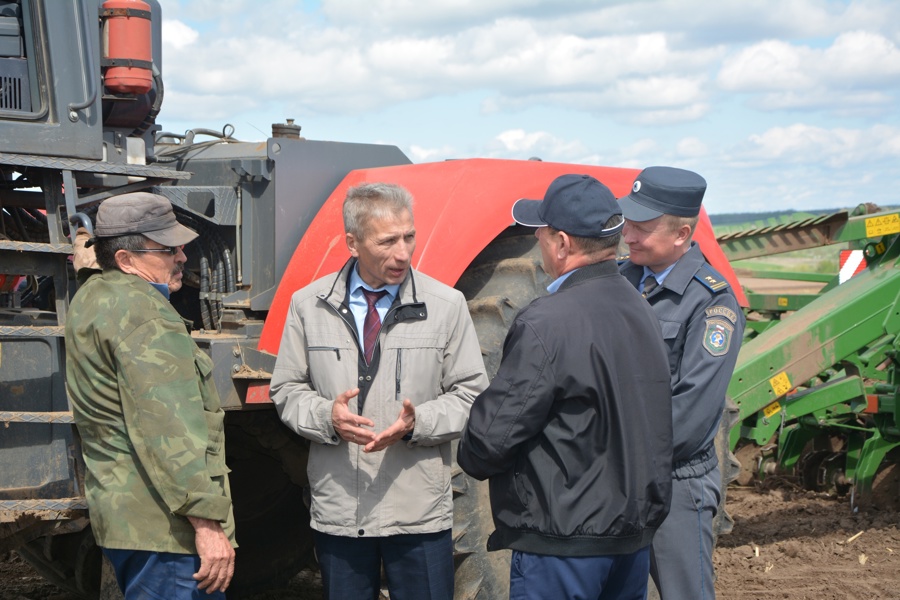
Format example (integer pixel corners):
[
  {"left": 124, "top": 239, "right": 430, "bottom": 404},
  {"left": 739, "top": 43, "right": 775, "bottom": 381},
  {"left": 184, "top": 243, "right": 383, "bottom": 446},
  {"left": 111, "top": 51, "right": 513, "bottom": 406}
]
[
  {"left": 618, "top": 166, "right": 706, "bottom": 222},
  {"left": 94, "top": 192, "right": 198, "bottom": 246},
  {"left": 511, "top": 174, "right": 624, "bottom": 238}
]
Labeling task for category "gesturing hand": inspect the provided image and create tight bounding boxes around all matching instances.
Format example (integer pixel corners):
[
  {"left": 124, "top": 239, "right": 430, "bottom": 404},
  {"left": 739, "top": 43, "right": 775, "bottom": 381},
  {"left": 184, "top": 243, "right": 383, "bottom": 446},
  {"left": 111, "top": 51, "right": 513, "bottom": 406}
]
[
  {"left": 365, "top": 399, "right": 416, "bottom": 453},
  {"left": 332, "top": 388, "right": 376, "bottom": 445}
]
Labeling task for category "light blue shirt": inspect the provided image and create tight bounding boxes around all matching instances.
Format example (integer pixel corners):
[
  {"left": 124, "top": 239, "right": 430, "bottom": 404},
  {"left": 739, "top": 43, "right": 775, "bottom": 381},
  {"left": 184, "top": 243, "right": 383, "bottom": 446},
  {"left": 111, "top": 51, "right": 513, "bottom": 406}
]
[
  {"left": 348, "top": 266, "right": 400, "bottom": 349},
  {"left": 150, "top": 281, "right": 170, "bottom": 300},
  {"left": 547, "top": 269, "right": 577, "bottom": 294},
  {"left": 640, "top": 264, "right": 676, "bottom": 294}
]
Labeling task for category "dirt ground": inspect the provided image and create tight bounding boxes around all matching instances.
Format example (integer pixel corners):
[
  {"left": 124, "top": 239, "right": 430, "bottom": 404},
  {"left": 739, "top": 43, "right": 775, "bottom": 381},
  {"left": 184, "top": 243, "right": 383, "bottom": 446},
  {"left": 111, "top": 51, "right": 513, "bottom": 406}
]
[{"left": 2, "top": 484, "right": 898, "bottom": 600}]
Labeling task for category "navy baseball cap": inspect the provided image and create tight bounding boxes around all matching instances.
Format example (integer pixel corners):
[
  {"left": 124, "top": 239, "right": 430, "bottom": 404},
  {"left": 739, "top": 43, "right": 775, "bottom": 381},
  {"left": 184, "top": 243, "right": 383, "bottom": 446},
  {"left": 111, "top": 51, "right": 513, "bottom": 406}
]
[
  {"left": 618, "top": 166, "right": 706, "bottom": 222},
  {"left": 511, "top": 174, "right": 624, "bottom": 238}
]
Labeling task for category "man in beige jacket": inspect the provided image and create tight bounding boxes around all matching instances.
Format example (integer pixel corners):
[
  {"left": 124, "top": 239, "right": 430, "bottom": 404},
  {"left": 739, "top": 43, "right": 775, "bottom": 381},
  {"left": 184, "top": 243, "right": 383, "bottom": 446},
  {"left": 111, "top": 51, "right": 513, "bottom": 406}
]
[{"left": 271, "top": 182, "right": 488, "bottom": 600}]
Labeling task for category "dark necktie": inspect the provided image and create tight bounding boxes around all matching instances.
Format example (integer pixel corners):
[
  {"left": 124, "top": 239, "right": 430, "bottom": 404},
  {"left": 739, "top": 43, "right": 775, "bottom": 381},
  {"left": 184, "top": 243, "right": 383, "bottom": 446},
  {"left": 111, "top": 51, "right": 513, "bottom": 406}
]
[
  {"left": 642, "top": 276, "right": 659, "bottom": 298},
  {"left": 362, "top": 289, "right": 387, "bottom": 364}
]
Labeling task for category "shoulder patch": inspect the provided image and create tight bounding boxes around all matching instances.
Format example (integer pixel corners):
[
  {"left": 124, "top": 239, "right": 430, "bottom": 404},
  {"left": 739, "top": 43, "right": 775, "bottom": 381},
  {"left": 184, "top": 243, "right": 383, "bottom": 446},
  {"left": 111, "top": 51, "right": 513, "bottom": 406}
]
[
  {"left": 705, "top": 305, "right": 738, "bottom": 325},
  {"left": 693, "top": 264, "right": 730, "bottom": 293},
  {"left": 703, "top": 318, "right": 734, "bottom": 357}
]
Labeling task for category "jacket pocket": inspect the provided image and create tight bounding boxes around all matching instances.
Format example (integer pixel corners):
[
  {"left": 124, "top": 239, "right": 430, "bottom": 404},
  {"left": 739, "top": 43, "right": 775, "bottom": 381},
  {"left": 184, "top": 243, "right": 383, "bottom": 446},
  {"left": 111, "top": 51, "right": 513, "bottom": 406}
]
[
  {"left": 194, "top": 351, "right": 219, "bottom": 412},
  {"left": 194, "top": 352, "right": 228, "bottom": 476},
  {"left": 384, "top": 333, "right": 444, "bottom": 404},
  {"left": 512, "top": 453, "right": 532, "bottom": 511},
  {"left": 659, "top": 320, "right": 682, "bottom": 374},
  {"left": 306, "top": 331, "right": 354, "bottom": 397},
  {"left": 203, "top": 408, "right": 229, "bottom": 476}
]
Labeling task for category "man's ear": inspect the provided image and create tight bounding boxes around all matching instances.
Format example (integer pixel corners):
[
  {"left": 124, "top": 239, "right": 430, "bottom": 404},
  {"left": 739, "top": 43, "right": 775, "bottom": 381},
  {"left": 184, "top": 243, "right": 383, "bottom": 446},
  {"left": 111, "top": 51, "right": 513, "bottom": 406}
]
[
  {"left": 556, "top": 230, "right": 572, "bottom": 259},
  {"left": 346, "top": 233, "right": 359, "bottom": 257},
  {"left": 115, "top": 249, "right": 136, "bottom": 274},
  {"left": 673, "top": 224, "right": 693, "bottom": 248}
]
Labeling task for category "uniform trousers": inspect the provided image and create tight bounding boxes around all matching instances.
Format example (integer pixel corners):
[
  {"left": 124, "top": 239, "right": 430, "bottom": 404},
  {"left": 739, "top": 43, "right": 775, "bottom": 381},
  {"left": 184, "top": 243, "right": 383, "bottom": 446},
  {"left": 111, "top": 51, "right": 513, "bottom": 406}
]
[
  {"left": 314, "top": 529, "right": 453, "bottom": 600},
  {"left": 102, "top": 548, "right": 225, "bottom": 600},
  {"left": 650, "top": 464, "right": 721, "bottom": 600},
  {"left": 509, "top": 547, "right": 651, "bottom": 600}
]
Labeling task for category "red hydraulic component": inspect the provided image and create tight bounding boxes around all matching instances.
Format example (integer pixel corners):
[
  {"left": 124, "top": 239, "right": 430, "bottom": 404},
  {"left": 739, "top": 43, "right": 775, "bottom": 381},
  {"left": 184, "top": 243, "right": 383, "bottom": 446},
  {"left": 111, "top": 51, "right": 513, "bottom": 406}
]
[
  {"left": 259, "top": 158, "right": 746, "bottom": 359},
  {"left": 0, "top": 274, "right": 23, "bottom": 293},
  {"left": 101, "top": 0, "right": 153, "bottom": 95}
]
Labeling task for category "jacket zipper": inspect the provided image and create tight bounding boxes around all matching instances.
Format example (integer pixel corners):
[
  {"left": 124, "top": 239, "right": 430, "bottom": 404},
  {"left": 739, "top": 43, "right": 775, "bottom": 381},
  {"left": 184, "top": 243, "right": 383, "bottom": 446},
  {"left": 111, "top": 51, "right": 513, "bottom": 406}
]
[{"left": 395, "top": 348, "right": 402, "bottom": 402}]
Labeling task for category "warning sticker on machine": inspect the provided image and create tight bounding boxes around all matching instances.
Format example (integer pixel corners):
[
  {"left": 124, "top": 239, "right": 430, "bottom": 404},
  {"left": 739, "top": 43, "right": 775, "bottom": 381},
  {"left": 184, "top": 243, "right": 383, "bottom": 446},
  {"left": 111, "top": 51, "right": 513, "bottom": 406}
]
[
  {"left": 865, "top": 213, "right": 900, "bottom": 237},
  {"left": 763, "top": 401, "right": 782, "bottom": 419},
  {"left": 769, "top": 371, "right": 792, "bottom": 396}
]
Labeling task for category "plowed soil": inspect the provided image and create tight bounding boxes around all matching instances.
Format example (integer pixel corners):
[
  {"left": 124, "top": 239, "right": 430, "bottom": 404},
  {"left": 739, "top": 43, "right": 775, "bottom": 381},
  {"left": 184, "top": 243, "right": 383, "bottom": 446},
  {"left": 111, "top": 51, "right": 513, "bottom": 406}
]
[{"left": 2, "top": 485, "right": 898, "bottom": 599}]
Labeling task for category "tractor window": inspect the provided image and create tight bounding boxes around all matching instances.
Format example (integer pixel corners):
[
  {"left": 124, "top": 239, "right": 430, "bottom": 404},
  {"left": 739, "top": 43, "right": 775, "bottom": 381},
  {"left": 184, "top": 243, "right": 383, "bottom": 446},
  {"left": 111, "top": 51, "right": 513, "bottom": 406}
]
[{"left": 0, "top": 0, "right": 47, "bottom": 119}]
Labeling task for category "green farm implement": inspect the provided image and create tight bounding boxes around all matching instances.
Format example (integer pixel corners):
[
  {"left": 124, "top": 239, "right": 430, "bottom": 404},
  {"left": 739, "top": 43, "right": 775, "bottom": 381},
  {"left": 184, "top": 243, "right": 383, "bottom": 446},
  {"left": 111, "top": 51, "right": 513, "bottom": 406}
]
[{"left": 721, "top": 206, "right": 900, "bottom": 507}]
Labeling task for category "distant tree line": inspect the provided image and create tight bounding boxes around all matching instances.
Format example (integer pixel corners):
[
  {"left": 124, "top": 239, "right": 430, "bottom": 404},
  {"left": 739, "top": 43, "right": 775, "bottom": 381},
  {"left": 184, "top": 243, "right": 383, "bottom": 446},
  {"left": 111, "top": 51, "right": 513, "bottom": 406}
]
[
  {"left": 710, "top": 205, "right": 900, "bottom": 229},
  {"left": 710, "top": 209, "right": 827, "bottom": 228}
]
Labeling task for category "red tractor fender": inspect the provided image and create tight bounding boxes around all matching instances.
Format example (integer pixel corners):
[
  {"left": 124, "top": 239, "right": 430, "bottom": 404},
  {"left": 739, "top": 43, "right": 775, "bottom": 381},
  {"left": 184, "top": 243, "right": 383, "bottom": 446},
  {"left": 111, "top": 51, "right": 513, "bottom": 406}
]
[{"left": 258, "top": 158, "right": 746, "bottom": 358}]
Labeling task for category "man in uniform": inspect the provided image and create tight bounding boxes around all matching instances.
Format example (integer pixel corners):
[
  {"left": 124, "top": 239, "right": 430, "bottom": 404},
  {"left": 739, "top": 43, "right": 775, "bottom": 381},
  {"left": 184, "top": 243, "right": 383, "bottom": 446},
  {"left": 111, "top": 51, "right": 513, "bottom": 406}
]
[
  {"left": 65, "top": 193, "right": 236, "bottom": 599},
  {"left": 458, "top": 174, "right": 673, "bottom": 600},
  {"left": 618, "top": 166, "right": 744, "bottom": 600},
  {"left": 270, "top": 182, "right": 487, "bottom": 600}
]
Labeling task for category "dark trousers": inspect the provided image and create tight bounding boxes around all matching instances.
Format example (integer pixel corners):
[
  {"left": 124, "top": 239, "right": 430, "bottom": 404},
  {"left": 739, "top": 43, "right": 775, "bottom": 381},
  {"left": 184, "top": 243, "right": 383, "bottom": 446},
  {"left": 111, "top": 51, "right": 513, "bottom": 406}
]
[
  {"left": 102, "top": 548, "right": 225, "bottom": 600},
  {"left": 650, "top": 465, "right": 721, "bottom": 600},
  {"left": 509, "top": 547, "right": 651, "bottom": 600},
  {"left": 314, "top": 529, "right": 454, "bottom": 600}
]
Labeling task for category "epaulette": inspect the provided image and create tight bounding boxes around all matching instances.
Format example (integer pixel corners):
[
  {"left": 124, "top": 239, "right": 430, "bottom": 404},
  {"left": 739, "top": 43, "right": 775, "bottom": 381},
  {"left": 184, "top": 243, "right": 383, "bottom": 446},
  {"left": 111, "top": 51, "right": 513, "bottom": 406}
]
[{"left": 693, "top": 263, "right": 730, "bottom": 293}]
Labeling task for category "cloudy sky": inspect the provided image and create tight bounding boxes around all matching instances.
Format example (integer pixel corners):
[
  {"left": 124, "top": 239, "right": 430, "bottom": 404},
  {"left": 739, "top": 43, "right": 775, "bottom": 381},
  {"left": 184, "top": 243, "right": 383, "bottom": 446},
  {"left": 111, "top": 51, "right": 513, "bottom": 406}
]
[{"left": 154, "top": 0, "right": 900, "bottom": 215}]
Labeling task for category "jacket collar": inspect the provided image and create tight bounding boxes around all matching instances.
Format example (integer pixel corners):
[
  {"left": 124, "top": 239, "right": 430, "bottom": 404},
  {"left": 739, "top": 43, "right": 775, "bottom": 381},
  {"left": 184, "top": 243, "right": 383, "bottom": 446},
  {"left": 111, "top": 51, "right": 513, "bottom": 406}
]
[
  {"left": 558, "top": 259, "right": 620, "bottom": 292},
  {"left": 651, "top": 242, "right": 704, "bottom": 295},
  {"left": 319, "top": 258, "right": 421, "bottom": 308}
]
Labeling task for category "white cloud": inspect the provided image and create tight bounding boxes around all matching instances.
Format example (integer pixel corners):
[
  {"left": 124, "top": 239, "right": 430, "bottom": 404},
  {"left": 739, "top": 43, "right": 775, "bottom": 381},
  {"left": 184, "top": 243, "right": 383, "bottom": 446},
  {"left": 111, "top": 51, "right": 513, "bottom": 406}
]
[
  {"left": 729, "top": 123, "right": 900, "bottom": 169},
  {"left": 158, "top": 90, "right": 260, "bottom": 128},
  {"left": 157, "top": 6, "right": 719, "bottom": 123},
  {"left": 676, "top": 137, "right": 708, "bottom": 158},
  {"left": 717, "top": 31, "right": 900, "bottom": 113},
  {"left": 489, "top": 129, "right": 590, "bottom": 162},
  {"left": 407, "top": 144, "right": 456, "bottom": 163},
  {"left": 161, "top": 19, "right": 199, "bottom": 50},
  {"left": 151, "top": 0, "right": 900, "bottom": 215}
]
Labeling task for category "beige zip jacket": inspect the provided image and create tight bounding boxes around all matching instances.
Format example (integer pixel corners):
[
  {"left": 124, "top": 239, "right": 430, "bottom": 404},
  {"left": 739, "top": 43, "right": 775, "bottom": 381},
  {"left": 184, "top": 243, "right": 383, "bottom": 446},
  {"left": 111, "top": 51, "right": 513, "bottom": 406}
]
[{"left": 271, "top": 260, "right": 488, "bottom": 537}]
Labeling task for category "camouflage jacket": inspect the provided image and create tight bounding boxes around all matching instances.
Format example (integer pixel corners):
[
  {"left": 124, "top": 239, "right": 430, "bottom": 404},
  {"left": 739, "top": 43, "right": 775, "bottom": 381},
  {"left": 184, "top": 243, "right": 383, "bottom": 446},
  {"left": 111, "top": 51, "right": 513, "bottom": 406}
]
[{"left": 65, "top": 269, "right": 236, "bottom": 553}]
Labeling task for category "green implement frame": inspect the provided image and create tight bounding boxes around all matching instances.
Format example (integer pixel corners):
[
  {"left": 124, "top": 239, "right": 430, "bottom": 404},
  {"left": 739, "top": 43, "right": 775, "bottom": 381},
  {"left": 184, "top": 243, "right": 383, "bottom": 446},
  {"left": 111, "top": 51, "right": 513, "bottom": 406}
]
[{"left": 721, "top": 206, "right": 900, "bottom": 506}]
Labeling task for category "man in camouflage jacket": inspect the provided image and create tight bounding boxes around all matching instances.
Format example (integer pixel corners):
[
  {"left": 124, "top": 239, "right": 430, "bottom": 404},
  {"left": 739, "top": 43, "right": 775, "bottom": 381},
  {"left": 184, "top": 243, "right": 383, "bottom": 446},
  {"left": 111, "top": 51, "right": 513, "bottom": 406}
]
[{"left": 65, "top": 193, "right": 236, "bottom": 599}]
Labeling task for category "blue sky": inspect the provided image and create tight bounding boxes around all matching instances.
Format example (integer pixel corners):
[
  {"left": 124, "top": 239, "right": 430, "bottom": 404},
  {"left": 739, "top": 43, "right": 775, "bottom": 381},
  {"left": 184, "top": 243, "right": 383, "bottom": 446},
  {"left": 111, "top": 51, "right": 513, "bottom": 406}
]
[{"left": 155, "top": 0, "right": 900, "bottom": 215}]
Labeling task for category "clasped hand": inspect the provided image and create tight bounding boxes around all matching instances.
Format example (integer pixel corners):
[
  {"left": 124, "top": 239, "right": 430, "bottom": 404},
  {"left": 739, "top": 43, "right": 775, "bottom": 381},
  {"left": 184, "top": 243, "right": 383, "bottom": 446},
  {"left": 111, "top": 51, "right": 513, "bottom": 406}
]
[{"left": 332, "top": 388, "right": 416, "bottom": 453}]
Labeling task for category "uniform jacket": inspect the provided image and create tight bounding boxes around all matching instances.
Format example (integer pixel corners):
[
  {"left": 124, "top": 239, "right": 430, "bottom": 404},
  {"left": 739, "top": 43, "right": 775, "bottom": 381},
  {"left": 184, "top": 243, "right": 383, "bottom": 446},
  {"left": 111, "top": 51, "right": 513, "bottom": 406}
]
[
  {"left": 65, "top": 269, "right": 236, "bottom": 553},
  {"left": 620, "top": 242, "right": 745, "bottom": 479},
  {"left": 457, "top": 261, "right": 673, "bottom": 556},
  {"left": 270, "top": 260, "right": 488, "bottom": 537}
]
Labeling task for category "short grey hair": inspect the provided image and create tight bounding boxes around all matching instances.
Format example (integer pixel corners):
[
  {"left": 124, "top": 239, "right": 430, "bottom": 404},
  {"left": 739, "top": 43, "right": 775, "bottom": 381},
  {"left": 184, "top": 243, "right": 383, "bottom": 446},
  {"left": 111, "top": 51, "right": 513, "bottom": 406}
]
[
  {"left": 95, "top": 234, "right": 149, "bottom": 270},
  {"left": 343, "top": 183, "right": 414, "bottom": 238},
  {"left": 553, "top": 214, "right": 623, "bottom": 255}
]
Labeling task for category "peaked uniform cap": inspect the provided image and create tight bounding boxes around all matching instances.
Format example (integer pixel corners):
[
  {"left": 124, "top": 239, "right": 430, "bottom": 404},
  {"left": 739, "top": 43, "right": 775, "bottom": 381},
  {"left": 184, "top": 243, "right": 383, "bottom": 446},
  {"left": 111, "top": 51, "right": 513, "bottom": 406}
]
[{"left": 618, "top": 166, "right": 706, "bottom": 222}]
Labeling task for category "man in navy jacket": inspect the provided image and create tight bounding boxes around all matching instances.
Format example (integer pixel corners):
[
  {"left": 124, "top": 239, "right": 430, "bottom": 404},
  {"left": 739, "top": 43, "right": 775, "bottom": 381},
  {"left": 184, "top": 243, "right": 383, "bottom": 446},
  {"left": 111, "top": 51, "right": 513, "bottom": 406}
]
[{"left": 458, "top": 174, "right": 673, "bottom": 600}]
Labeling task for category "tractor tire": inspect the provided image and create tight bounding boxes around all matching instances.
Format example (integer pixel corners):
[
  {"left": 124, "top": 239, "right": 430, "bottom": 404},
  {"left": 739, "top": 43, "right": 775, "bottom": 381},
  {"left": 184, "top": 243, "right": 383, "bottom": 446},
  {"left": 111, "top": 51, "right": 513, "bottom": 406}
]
[
  {"left": 16, "top": 527, "right": 101, "bottom": 599},
  {"left": 452, "top": 227, "right": 549, "bottom": 599},
  {"left": 714, "top": 398, "right": 741, "bottom": 540},
  {"left": 224, "top": 410, "right": 315, "bottom": 599},
  {"left": 16, "top": 410, "right": 314, "bottom": 600}
]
